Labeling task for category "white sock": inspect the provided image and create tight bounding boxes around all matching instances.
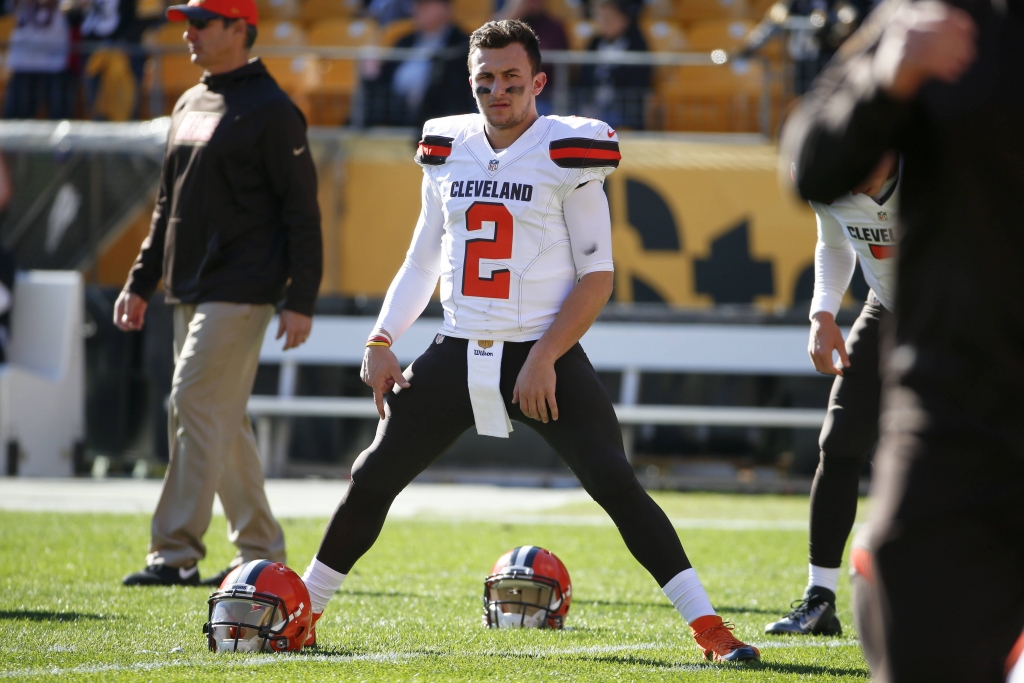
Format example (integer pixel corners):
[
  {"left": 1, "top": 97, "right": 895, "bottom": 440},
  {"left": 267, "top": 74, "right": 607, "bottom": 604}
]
[
  {"left": 302, "top": 557, "right": 346, "bottom": 614},
  {"left": 808, "top": 564, "right": 840, "bottom": 594},
  {"left": 662, "top": 568, "right": 716, "bottom": 624}
]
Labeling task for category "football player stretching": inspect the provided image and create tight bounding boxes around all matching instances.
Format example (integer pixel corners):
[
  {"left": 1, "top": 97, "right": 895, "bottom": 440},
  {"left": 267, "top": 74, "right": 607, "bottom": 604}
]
[
  {"left": 300, "top": 19, "right": 759, "bottom": 663},
  {"left": 766, "top": 153, "right": 899, "bottom": 636}
]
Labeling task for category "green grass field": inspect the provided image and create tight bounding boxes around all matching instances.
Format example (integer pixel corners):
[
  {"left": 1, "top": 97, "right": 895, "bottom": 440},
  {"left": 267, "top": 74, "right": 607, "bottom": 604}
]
[{"left": 0, "top": 492, "right": 870, "bottom": 681}]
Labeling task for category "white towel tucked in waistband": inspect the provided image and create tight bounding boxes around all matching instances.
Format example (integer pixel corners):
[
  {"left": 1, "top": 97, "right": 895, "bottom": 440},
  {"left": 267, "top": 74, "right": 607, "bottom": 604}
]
[{"left": 466, "top": 340, "right": 513, "bottom": 438}]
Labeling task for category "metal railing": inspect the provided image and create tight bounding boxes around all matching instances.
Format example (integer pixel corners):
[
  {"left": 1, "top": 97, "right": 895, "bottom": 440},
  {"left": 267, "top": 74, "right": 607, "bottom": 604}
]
[{"left": 1, "top": 39, "right": 789, "bottom": 135}]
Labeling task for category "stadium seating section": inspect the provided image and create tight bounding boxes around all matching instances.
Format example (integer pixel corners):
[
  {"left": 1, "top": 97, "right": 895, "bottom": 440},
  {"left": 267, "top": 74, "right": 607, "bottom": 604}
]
[
  {"left": 135, "top": 0, "right": 792, "bottom": 131},
  {"left": 0, "top": 14, "right": 15, "bottom": 113}
]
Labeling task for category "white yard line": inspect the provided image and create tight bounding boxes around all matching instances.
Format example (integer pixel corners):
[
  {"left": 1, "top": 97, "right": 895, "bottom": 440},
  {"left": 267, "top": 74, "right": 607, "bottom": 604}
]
[
  {"left": 0, "top": 643, "right": 666, "bottom": 678},
  {"left": 0, "top": 479, "right": 592, "bottom": 518},
  {"left": 0, "top": 478, "right": 824, "bottom": 530},
  {"left": 0, "top": 479, "right": 820, "bottom": 530}
]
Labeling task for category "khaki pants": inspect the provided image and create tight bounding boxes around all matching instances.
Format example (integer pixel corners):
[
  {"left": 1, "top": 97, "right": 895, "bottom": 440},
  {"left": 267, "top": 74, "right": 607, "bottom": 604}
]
[{"left": 147, "top": 302, "right": 285, "bottom": 569}]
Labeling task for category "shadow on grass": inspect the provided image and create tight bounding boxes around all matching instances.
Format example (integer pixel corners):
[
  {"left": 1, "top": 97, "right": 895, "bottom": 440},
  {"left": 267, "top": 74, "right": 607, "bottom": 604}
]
[
  {"left": 342, "top": 589, "right": 427, "bottom": 600},
  {"left": 299, "top": 645, "right": 870, "bottom": 677},
  {"left": 733, "top": 662, "right": 869, "bottom": 677},
  {"left": 588, "top": 654, "right": 868, "bottom": 677},
  {"left": 582, "top": 599, "right": 674, "bottom": 609},
  {"left": 0, "top": 610, "right": 109, "bottom": 622},
  {"left": 571, "top": 652, "right": 680, "bottom": 668},
  {"left": 715, "top": 604, "right": 788, "bottom": 616}
]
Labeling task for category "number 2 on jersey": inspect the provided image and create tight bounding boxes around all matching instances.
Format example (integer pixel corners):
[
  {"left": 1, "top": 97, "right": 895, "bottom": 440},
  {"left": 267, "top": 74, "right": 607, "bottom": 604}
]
[{"left": 462, "top": 202, "right": 513, "bottom": 299}]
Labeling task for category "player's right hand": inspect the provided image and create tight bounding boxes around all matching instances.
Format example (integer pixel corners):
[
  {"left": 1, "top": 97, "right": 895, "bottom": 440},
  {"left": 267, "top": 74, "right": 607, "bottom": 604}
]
[
  {"left": 808, "top": 311, "right": 849, "bottom": 376},
  {"left": 361, "top": 345, "right": 411, "bottom": 420},
  {"left": 876, "top": 0, "right": 976, "bottom": 100},
  {"left": 113, "top": 291, "right": 147, "bottom": 332}
]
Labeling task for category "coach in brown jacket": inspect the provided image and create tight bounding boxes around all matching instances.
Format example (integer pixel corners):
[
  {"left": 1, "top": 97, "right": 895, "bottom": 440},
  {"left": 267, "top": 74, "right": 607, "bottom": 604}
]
[{"left": 117, "top": 0, "right": 322, "bottom": 587}]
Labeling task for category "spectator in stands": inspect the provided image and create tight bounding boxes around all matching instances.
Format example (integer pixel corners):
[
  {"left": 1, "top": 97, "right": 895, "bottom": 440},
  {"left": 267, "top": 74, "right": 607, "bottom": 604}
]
[
  {"left": 367, "top": 0, "right": 414, "bottom": 25},
  {"left": 576, "top": 0, "right": 650, "bottom": 129},
  {"left": 64, "top": 0, "right": 128, "bottom": 119},
  {"left": 582, "top": 0, "right": 642, "bottom": 20},
  {"left": 362, "top": 0, "right": 475, "bottom": 129},
  {"left": 787, "top": 0, "right": 879, "bottom": 94},
  {"left": 2, "top": 0, "right": 74, "bottom": 120},
  {"left": 495, "top": 0, "right": 568, "bottom": 113}
]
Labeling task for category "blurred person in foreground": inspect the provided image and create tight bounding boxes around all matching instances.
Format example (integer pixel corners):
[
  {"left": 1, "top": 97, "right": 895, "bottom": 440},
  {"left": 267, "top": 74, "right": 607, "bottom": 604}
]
[
  {"left": 2, "top": 0, "right": 74, "bottom": 120},
  {"left": 764, "top": 152, "right": 899, "bottom": 637},
  {"left": 577, "top": 0, "right": 651, "bottom": 129},
  {"left": 781, "top": 1, "right": 1024, "bottom": 681},
  {"left": 116, "top": 0, "right": 322, "bottom": 588},
  {"left": 362, "top": 0, "right": 476, "bottom": 129},
  {"left": 495, "top": 0, "right": 569, "bottom": 113}
]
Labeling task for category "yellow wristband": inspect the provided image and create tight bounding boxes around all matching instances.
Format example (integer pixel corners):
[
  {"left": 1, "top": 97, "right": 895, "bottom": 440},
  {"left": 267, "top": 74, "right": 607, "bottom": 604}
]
[{"left": 366, "top": 341, "right": 390, "bottom": 347}]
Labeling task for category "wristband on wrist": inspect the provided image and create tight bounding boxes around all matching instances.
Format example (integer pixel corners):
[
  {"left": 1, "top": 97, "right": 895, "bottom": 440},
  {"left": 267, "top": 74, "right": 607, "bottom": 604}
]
[{"left": 366, "top": 332, "right": 392, "bottom": 348}]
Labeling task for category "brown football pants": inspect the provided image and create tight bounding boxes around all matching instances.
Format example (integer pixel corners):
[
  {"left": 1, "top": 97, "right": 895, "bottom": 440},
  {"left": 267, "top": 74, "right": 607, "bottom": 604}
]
[{"left": 147, "top": 302, "right": 286, "bottom": 569}]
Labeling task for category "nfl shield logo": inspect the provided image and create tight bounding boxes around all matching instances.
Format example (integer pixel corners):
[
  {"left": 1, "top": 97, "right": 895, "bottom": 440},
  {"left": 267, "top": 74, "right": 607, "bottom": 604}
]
[
  {"left": 488, "top": 159, "right": 499, "bottom": 172},
  {"left": 877, "top": 211, "right": 888, "bottom": 222}
]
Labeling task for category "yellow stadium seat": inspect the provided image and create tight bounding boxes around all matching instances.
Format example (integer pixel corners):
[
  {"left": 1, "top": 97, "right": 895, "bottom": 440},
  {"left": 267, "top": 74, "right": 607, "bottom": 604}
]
[
  {"left": 546, "top": 0, "right": 584, "bottom": 23},
  {"left": 257, "top": 20, "right": 308, "bottom": 46},
  {"left": 640, "top": 0, "right": 676, "bottom": 20},
  {"left": 452, "top": 0, "right": 491, "bottom": 33},
  {"left": 686, "top": 18, "right": 754, "bottom": 51},
  {"left": 0, "top": 14, "right": 17, "bottom": 112},
  {"left": 654, "top": 57, "right": 764, "bottom": 132},
  {"left": 307, "top": 17, "right": 378, "bottom": 47},
  {"left": 566, "top": 20, "right": 596, "bottom": 51},
  {"left": 259, "top": 55, "right": 317, "bottom": 117},
  {"left": 640, "top": 20, "right": 688, "bottom": 94},
  {"left": 305, "top": 18, "right": 379, "bottom": 125},
  {"left": 141, "top": 22, "right": 204, "bottom": 115},
  {"left": 0, "top": 13, "right": 17, "bottom": 42},
  {"left": 380, "top": 18, "right": 417, "bottom": 46},
  {"left": 251, "top": 22, "right": 311, "bottom": 111},
  {"left": 299, "top": 0, "right": 363, "bottom": 24},
  {"left": 674, "top": 0, "right": 749, "bottom": 24},
  {"left": 640, "top": 19, "right": 687, "bottom": 51},
  {"left": 136, "top": 0, "right": 164, "bottom": 20},
  {"left": 257, "top": 0, "right": 300, "bottom": 21},
  {"left": 749, "top": 0, "right": 780, "bottom": 17}
]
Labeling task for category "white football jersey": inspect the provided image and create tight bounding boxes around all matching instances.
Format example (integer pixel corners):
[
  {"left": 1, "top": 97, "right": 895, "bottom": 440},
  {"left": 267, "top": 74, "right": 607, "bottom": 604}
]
[
  {"left": 810, "top": 179, "right": 899, "bottom": 312},
  {"left": 412, "top": 113, "right": 620, "bottom": 342}
]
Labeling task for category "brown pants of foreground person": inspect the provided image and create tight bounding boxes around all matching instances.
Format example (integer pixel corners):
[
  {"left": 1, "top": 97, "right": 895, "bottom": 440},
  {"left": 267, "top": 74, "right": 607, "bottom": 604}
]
[{"left": 147, "top": 302, "right": 286, "bottom": 570}]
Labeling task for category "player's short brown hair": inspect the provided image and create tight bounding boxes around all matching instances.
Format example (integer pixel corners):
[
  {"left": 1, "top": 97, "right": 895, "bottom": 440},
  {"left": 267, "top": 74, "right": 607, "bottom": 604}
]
[{"left": 468, "top": 20, "right": 542, "bottom": 75}]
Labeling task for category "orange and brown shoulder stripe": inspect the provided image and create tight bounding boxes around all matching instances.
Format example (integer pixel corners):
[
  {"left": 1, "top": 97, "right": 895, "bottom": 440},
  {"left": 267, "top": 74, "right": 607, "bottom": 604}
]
[{"left": 549, "top": 138, "right": 621, "bottom": 169}]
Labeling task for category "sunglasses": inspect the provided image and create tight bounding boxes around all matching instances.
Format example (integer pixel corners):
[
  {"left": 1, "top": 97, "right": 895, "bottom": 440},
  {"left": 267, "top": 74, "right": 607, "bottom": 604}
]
[{"left": 188, "top": 17, "right": 237, "bottom": 29}]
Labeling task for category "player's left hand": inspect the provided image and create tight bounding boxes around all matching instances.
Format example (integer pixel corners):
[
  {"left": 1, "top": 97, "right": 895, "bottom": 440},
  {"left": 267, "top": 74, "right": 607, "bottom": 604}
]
[
  {"left": 513, "top": 353, "right": 559, "bottom": 423},
  {"left": 277, "top": 309, "right": 312, "bottom": 350}
]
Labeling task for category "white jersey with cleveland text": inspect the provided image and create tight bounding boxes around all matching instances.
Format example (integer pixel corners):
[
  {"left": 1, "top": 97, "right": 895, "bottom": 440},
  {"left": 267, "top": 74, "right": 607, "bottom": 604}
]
[
  {"left": 810, "top": 180, "right": 899, "bottom": 312},
  {"left": 413, "top": 113, "right": 620, "bottom": 342}
]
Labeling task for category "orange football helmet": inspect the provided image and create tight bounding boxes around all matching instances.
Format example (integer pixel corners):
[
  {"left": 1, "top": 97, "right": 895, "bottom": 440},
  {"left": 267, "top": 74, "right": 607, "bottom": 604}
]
[
  {"left": 484, "top": 546, "right": 572, "bottom": 629},
  {"left": 204, "top": 560, "right": 312, "bottom": 653}
]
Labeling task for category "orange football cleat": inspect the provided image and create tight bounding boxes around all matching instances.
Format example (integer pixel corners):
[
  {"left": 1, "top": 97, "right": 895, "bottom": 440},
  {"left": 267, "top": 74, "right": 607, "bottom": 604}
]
[
  {"left": 691, "top": 615, "right": 761, "bottom": 662},
  {"left": 304, "top": 611, "right": 322, "bottom": 648}
]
